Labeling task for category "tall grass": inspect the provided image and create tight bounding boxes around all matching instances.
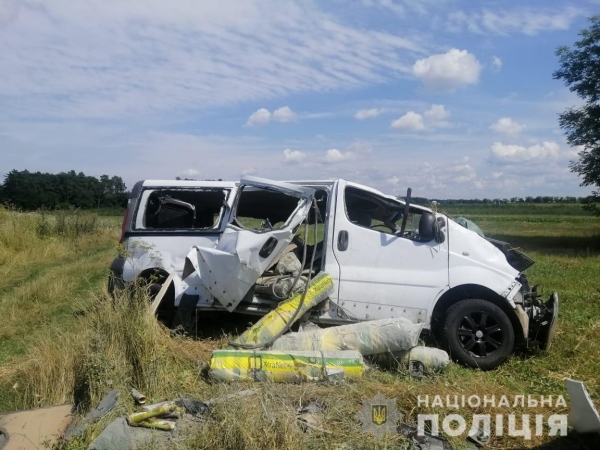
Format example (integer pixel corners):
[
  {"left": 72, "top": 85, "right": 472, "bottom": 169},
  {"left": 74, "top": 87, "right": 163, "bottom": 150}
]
[{"left": 3, "top": 286, "right": 203, "bottom": 412}]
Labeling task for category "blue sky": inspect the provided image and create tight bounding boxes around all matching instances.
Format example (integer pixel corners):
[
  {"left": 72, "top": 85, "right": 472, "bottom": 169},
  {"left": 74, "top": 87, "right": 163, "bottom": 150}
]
[{"left": 0, "top": 0, "right": 598, "bottom": 198}]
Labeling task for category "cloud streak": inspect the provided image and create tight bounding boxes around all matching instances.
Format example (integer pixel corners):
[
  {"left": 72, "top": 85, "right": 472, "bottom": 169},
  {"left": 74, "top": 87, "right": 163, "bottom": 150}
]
[{"left": 0, "top": 0, "right": 423, "bottom": 119}]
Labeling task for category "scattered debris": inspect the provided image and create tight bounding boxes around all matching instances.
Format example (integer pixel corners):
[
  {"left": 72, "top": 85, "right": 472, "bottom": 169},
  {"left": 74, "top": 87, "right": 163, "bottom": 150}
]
[
  {"left": 566, "top": 378, "right": 600, "bottom": 434},
  {"left": 127, "top": 401, "right": 183, "bottom": 430},
  {"left": 467, "top": 423, "right": 490, "bottom": 447},
  {"left": 228, "top": 272, "right": 334, "bottom": 348},
  {"left": 150, "top": 273, "right": 175, "bottom": 315},
  {"left": 204, "top": 389, "right": 257, "bottom": 407},
  {"left": 209, "top": 349, "right": 364, "bottom": 382},
  {"left": 130, "top": 388, "right": 146, "bottom": 405},
  {"left": 64, "top": 389, "right": 119, "bottom": 440},
  {"left": 175, "top": 397, "right": 210, "bottom": 415},
  {"left": 398, "top": 422, "right": 453, "bottom": 450},
  {"left": 87, "top": 417, "right": 154, "bottom": 450},
  {"left": 0, "top": 404, "right": 73, "bottom": 450},
  {"left": 297, "top": 401, "right": 329, "bottom": 433}
]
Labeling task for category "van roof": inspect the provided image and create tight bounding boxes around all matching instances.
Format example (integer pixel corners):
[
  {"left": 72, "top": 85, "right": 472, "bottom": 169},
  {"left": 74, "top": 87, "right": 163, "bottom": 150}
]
[{"left": 141, "top": 180, "right": 236, "bottom": 188}]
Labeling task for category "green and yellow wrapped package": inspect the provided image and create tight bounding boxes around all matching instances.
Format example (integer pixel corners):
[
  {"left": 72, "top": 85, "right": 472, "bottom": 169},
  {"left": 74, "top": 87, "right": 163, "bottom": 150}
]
[
  {"left": 270, "top": 317, "right": 424, "bottom": 355},
  {"left": 209, "top": 349, "right": 364, "bottom": 382},
  {"left": 228, "top": 272, "right": 334, "bottom": 348}
]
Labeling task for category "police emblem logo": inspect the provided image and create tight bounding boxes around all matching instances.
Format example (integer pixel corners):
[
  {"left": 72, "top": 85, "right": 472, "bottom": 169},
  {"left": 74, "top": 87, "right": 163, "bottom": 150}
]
[
  {"left": 356, "top": 392, "right": 404, "bottom": 439},
  {"left": 372, "top": 404, "right": 387, "bottom": 425}
]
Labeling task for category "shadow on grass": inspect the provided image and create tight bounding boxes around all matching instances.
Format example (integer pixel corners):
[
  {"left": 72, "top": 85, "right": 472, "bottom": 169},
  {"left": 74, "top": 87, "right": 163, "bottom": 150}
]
[{"left": 489, "top": 234, "right": 600, "bottom": 257}]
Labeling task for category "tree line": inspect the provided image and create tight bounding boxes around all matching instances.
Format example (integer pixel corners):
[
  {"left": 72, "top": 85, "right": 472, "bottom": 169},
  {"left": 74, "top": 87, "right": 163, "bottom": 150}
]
[{"left": 0, "top": 170, "right": 128, "bottom": 210}]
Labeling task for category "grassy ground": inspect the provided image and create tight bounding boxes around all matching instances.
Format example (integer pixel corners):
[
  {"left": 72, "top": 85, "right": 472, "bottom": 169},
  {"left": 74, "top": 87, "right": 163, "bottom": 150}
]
[{"left": 0, "top": 205, "right": 599, "bottom": 449}]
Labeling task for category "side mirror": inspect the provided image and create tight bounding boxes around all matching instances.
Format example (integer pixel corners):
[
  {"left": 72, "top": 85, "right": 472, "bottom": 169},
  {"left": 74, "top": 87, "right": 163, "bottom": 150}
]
[{"left": 418, "top": 212, "right": 436, "bottom": 241}]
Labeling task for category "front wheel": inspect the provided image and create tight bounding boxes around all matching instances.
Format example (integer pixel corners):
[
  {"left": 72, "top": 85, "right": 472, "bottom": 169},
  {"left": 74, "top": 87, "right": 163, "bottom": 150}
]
[{"left": 441, "top": 299, "right": 514, "bottom": 370}]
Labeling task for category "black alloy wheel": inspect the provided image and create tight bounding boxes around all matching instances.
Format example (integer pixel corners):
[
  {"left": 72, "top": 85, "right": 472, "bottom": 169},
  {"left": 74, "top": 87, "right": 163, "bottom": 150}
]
[{"left": 442, "top": 298, "right": 515, "bottom": 370}]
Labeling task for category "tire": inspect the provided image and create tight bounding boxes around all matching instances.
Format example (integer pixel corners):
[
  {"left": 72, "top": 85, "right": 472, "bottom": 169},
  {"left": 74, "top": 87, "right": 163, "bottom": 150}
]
[{"left": 441, "top": 299, "right": 514, "bottom": 370}]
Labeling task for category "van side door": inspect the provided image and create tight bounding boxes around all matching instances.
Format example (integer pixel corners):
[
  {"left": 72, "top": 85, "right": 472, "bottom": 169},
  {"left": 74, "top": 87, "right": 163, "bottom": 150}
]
[{"left": 330, "top": 180, "right": 448, "bottom": 323}]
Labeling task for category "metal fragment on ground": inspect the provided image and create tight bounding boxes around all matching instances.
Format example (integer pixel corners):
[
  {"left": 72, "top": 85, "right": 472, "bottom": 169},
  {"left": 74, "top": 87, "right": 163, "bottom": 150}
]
[
  {"left": 64, "top": 389, "right": 119, "bottom": 440},
  {"left": 130, "top": 388, "right": 146, "bottom": 405},
  {"left": 566, "top": 378, "right": 600, "bottom": 434}
]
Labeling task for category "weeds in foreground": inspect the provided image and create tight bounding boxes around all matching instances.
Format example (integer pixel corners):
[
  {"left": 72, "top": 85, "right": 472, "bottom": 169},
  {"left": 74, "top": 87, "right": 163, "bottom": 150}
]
[{"left": 37, "top": 210, "right": 99, "bottom": 238}]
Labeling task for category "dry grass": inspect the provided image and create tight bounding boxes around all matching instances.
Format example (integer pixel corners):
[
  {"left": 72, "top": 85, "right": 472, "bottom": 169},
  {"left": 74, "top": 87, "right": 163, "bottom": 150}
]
[{"left": 1, "top": 208, "right": 600, "bottom": 449}]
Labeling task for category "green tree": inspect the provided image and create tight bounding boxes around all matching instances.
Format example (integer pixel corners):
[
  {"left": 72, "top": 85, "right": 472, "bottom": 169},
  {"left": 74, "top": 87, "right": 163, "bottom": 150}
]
[{"left": 554, "top": 16, "right": 600, "bottom": 215}]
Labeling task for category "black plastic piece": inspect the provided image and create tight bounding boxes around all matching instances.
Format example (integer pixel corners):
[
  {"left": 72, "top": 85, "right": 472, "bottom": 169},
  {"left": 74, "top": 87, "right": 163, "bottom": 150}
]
[
  {"left": 486, "top": 238, "right": 535, "bottom": 272},
  {"left": 259, "top": 236, "right": 278, "bottom": 258},
  {"left": 337, "top": 230, "right": 349, "bottom": 251}
]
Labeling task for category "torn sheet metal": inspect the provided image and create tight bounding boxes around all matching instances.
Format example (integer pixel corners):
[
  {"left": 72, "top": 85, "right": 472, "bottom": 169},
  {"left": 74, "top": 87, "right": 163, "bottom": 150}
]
[
  {"left": 270, "top": 317, "right": 424, "bottom": 355},
  {"left": 209, "top": 349, "right": 364, "bottom": 382},
  {"left": 229, "top": 273, "right": 333, "bottom": 348},
  {"left": 185, "top": 178, "right": 314, "bottom": 312},
  {"left": 566, "top": 379, "right": 600, "bottom": 434},
  {"left": 0, "top": 404, "right": 73, "bottom": 450},
  {"left": 239, "top": 176, "right": 315, "bottom": 198}
]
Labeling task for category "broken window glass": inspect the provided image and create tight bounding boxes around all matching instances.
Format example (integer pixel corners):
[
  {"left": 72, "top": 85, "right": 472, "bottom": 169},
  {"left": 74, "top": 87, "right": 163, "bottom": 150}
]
[
  {"left": 141, "top": 189, "right": 228, "bottom": 230},
  {"left": 233, "top": 186, "right": 303, "bottom": 231}
]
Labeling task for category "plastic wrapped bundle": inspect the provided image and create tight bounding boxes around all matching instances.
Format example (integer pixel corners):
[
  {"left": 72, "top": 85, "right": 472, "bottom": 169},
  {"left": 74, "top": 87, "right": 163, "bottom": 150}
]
[
  {"left": 209, "top": 349, "right": 364, "bottom": 382},
  {"left": 270, "top": 317, "right": 424, "bottom": 355},
  {"left": 368, "top": 346, "right": 450, "bottom": 374},
  {"left": 228, "top": 272, "right": 333, "bottom": 348}
]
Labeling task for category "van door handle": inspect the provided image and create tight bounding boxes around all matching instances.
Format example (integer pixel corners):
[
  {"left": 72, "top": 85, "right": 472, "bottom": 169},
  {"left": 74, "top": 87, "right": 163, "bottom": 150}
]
[{"left": 337, "top": 230, "right": 348, "bottom": 251}]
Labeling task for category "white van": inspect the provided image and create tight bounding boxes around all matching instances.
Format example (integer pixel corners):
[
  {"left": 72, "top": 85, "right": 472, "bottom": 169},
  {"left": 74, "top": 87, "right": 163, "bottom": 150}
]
[{"left": 109, "top": 177, "right": 558, "bottom": 370}]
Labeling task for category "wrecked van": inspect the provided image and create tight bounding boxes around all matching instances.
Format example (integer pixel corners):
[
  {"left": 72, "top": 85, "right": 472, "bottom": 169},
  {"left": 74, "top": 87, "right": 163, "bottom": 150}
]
[{"left": 109, "top": 177, "right": 558, "bottom": 370}]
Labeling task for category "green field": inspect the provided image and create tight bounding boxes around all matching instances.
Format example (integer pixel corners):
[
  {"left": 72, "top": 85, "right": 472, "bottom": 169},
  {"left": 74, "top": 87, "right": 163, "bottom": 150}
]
[{"left": 0, "top": 205, "right": 599, "bottom": 449}]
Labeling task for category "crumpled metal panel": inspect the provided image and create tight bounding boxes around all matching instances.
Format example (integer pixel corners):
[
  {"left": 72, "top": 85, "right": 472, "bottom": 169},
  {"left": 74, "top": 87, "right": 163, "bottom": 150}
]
[{"left": 188, "top": 180, "right": 314, "bottom": 311}]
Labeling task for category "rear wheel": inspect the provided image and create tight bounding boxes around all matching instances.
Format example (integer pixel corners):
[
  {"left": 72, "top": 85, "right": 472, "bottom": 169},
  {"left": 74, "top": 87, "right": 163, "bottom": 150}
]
[{"left": 442, "top": 299, "right": 514, "bottom": 370}]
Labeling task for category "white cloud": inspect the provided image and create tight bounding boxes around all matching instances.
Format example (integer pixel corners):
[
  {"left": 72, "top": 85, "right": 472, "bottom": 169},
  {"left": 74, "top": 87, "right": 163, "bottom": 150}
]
[
  {"left": 391, "top": 104, "right": 449, "bottom": 131},
  {"left": 324, "top": 148, "right": 355, "bottom": 163},
  {"left": 241, "top": 167, "right": 257, "bottom": 176},
  {"left": 0, "top": 0, "right": 422, "bottom": 119},
  {"left": 354, "top": 108, "right": 383, "bottom": 120},
  {"left": 412, "top": 49, "right": 481, "bottom": 91},
  {"left": 390, "top": 111, "right": 425, "bottom": 130},
  {"left": 423, "top": 104, "right": 449, "bottom": 122},
  {"left": 491, "top": 141, "right": 560, "bottom": 162},
  {"left": 490, "top": 117, "right": 525, "bottom": 136},
  {"left": 282, "top": 148, "right": 306, "bottom": 164},
  {"left": 492, "top": 56, "right": 502, "bottom": 72},
  {"left": 272, "top": 106, "right": 296, "bottom": 123},
  {"left": 246, "top": 108, "right": 272, "bottom": 127},
  {"left": 181, "top": 168, "right": 199, "bottom": 176},
  {"left": 447, "top": 7, "right": 583, "bottom": 36},
  {"left": 246, "top": 106, "right": 296, "bottom": 126},
  {"left": 386, "top": 175, "right": 400, "bottom": 185}
]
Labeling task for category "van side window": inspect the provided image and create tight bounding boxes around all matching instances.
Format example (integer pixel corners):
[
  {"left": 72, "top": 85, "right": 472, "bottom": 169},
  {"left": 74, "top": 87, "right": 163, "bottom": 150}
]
[
  {"left": 141, "top": 189, "right": 228, "bottom": 230},
  {"left": 344, "top": 186, "right": 430, "bottom": 241},
  {"left": 233, "top": 186, "right": 302, "bottom": 231}
]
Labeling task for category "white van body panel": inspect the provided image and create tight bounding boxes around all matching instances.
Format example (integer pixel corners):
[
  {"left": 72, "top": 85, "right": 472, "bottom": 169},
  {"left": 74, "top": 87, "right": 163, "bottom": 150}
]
[{"left": 118, "top": 178, "right": 521, "bottom": 324}]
